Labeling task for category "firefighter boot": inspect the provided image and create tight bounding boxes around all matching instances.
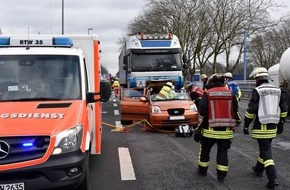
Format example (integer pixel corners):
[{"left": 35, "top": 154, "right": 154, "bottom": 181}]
[
  {"left": 252, "top": 166, "right": 263, "bottom": 177},
  {"left": 266, "top": 179, "right": 279, "bottom": 189}
]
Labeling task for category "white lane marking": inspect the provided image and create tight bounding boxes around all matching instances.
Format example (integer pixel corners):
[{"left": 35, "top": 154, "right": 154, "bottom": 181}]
[
  {"left": 118, "top": 147, "right": 136, "bottom": 181},
  {"left": 114, "top": 109, "right": 119, "bottom": 115},
  {"left": 113, "top": 103, "right": 118, "bottom": 107},
  {"left": 113, "top": 98, "right": 117, "bottom": 102}
]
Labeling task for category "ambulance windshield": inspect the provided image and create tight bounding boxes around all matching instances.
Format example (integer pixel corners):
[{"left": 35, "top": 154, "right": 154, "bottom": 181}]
[{"left": 0, "top": 55, "right": 81, "bottom": 101}]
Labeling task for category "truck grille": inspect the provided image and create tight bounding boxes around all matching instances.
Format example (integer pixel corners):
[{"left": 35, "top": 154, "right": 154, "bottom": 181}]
[
  {"left": 167, "top": 108, "right": 185, "bottom": 115},
  {"left": 0, "top": 136, "right": 50, "bottom": 165}
]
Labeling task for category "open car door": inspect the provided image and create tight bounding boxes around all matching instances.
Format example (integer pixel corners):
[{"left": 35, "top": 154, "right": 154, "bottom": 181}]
[{"left": 120, "top": 88, "right": 149, "bottom": 124}]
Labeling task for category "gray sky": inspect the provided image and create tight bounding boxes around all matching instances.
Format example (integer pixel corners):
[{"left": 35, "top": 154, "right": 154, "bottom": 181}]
[
  {"left": 0, "top": 0, "right": 145, "bottom": 75},
  {"left": 0, "top": 0, "right": 289, "bottom": 76}
]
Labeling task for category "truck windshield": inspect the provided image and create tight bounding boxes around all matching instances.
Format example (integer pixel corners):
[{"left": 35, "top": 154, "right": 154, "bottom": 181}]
[
  {"left": 131, "top": 53, "right": 182, "bottom": 72},
  {"left": 0, "top": 55, "right": 81, "bottom": 101}
]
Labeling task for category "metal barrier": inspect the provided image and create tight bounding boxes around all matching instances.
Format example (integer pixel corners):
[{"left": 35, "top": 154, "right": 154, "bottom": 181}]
[{"left": 236, "top": 80, "right": 255, "bottom": 101}]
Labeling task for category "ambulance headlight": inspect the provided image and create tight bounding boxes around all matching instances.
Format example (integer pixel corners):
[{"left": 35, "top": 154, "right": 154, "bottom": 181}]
[
  {"left": 53, "top": 125, "right": 83, "bottom": 155},
  {"left": 190, "top": 104, "right": 197, "bottom": 112}
]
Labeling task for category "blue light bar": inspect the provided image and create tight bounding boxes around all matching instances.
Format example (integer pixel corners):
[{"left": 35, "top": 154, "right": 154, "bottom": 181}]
[
  {"left": 53, "top": 37, "right": 73, "bottom": 47},
  {"left": 22, "top": 142, "right": 33, "bottom": 147},
  {"left": 0, "top": 37, "right": 10, "bottom": 46}
]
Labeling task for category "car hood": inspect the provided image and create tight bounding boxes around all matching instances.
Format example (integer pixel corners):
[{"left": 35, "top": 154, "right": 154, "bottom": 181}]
[
  {"left": 151, "top": 99, "right": 194, "bottom": 110},
  {"left": 0, "top": 101, "right": 86, "bottom": 136}
]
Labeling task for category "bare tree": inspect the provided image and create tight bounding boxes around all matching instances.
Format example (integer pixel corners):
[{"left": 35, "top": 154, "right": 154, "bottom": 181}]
[{"left": 124, "top": 0, "right": 287, "bottom": 81}]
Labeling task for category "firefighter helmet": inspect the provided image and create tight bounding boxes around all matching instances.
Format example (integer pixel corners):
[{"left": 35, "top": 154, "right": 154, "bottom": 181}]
[{"left": 249, "top": 67, "right": 269, "bottom": 80}]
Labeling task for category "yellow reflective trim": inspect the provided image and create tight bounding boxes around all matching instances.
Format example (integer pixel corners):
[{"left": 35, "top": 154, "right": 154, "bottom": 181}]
[
  {"left": 280, "top": 112, "right": 288, "bottom": 117},
  {"left": 245, "top": 111, "right": 255, "bottom": 119},
  {"left": 258, "top": 157, "right": 264, "bottom": 164},
  {"left": 198, "top": 160, "right": 210, "bottom": 167},
  {"left": 261, "top": 124, "right": 267, "bottom": 131},
  {"left": 264, "top": 159, "right": 274, "bottom": 167},
  {"left": 216, "top": 164, "right": 228, "bottom": 171},
  {"left": 252, "top": 133, "right": 276, "bottom": 138},
  {"left": 202, "top": 129, "right": 233, "bottom": 139}
]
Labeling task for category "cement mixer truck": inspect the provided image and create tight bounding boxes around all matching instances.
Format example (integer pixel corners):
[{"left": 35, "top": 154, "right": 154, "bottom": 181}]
[{"left": 268, "top": 48, "right": 290, "bottom": 113}]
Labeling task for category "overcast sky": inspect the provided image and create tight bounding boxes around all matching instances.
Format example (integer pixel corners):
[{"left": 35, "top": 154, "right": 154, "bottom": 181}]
[{"left": 0, "top": 0, "right": 289, "bottom": 76}]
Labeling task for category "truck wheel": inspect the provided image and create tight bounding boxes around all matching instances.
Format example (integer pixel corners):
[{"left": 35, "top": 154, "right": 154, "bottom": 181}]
[{"left": 76, "top": 154, "right": 91, "bottom": 190}]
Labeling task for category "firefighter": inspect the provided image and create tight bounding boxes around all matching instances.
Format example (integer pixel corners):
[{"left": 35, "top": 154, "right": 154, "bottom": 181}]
[
  {"left": 200, "top": 74, "right": 208, "bottom": 90},
  {"left": 155, "top": 81, "right": 175, "bottom": 100},
  {"left": 196, "top": 74, "right": 241, "bottom": 182},
  {"left": 224, "top": 72, "right": 242, "bottom": 101},
  {"left": 243, "top": 67, "right": 288, "bottom": 188},
  {"left": 112, "top": 78, "right": 120, "bottom": 96},
  {"left": 187, "top": 83, "right": 204, "bottom": 107}
]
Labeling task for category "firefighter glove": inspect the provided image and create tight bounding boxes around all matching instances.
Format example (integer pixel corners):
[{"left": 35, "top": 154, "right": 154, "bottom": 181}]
[
  {"left": 194, "top": 127, "right": 202, "bottom": 143},
  {"left": 243, "top": 127, "right": 249, "bottom": 135}
]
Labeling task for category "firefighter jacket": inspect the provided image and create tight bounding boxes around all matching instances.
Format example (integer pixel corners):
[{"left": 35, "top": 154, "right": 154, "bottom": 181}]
[
  {"left": 244, "top": 82, "right": 288, "bottom": 139},
  {"left": 198, "top": 82, "right": 240, "bottom": 139},
  {"left": 189, "top": 86, "right": 204, "bottom": 102},
  {"left": 226, "top": 80, "right": 242, "bottom": 100},
  {"left": 155, "top": 85, "right": 175, "bottom": 99}
]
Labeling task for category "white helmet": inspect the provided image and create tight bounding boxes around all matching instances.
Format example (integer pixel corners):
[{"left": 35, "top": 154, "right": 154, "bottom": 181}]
[
  {"left": 224, "top": 72, "right": 233, "bottom": 78},
  {"left": 165, "top": 81, "right": 173, "bottom": 87},
  {"left": 200, "top": 74, "right": 207, "bottom": 80},
  {"left": 249, "top": 67, "right": 269, "bottom": 79}
]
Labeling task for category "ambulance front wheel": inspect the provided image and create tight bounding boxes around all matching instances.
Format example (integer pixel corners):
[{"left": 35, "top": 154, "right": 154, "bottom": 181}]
[{"left": 75, "top": 154, "right": 91, "bottom": 190}]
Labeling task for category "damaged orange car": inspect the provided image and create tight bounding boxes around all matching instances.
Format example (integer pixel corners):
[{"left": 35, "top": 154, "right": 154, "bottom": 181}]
[{"left": 120, "top": 80, "right": 199, "bottom": 130}]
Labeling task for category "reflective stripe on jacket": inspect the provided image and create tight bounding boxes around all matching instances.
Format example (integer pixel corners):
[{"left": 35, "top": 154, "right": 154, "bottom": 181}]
[
  {"left": 157, "top": 86, "right": 174, "bottom": 99},
  {"left": 206, "top": 87, "right": 236, "bottom": 128},
  {"left": 202, "top": 127, "right": 233, "bottom": 139},
  {"left": 256, "top": 83, "right": 281, "bottom": 124}
]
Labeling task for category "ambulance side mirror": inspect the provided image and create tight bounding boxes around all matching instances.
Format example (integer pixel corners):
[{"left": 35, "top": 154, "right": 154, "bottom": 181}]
[{"left": 87, "top": 81, "right": 111, "bottom": 103}]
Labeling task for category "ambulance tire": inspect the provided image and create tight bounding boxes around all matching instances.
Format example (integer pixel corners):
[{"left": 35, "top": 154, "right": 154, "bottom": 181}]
[{"left": 76, "top": 153, "right": 91, "bottom": 190}]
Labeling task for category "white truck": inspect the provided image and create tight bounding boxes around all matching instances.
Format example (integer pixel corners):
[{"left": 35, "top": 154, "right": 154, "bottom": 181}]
[
  {"left": 119, "top": 32, "right": 185, "bottom": 91},
  {"left": 0, "top": 35, "right": 111, "bottom": 190},
  {"left": 268, "top": 48, "right": 290, "bottom": 113}
]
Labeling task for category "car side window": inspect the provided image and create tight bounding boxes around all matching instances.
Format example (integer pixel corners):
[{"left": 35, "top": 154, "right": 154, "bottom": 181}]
[{"left": 123, "top": 89, "right": 143, "bottom": 98}]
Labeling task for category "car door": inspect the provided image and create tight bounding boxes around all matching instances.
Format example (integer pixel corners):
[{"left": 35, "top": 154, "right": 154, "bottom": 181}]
[{"left": 120, "top": 88, "right": 149, "bottom": 122}]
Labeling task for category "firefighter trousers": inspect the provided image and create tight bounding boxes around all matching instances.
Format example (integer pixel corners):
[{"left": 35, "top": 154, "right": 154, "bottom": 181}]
[
  {"left": 198, "top": 137, "right": 231, "bottom": 178},
  {"left": 253, "top": 138, "right": 277, "bottom": 181}
]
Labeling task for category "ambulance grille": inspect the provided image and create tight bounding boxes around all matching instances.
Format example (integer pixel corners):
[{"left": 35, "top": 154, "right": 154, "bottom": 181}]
[
  {"left": 167, "top": 108, "right": 185, "bottom": 115},
  {"left": 37, "top": 103, "right": 72, "bottom": 108},
  {"left": 0, "top": 136, "right": 50, "bottom": 165}
]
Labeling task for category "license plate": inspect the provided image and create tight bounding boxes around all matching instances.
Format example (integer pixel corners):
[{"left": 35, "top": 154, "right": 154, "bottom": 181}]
[
  {"left": 169, "top": 116, "right": 185, "bottom": 120},
  {"left": 0, "top": 182, "right": 24, "bottom": 190}
]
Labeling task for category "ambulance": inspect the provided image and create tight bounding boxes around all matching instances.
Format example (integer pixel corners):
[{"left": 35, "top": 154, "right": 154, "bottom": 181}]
[{"left": 0, "top": 35, "right": 111, "bottom": 190}]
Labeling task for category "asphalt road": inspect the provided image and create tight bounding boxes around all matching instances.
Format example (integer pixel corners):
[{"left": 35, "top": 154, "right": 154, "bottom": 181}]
[{"left": 90, "top": 97, "right": 290, "bottom": 190}]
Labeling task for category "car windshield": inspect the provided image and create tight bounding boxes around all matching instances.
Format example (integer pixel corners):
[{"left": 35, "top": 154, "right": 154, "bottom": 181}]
[
  {"left": 151, "top": 92, "right": 190, "bottom": 101},
  {"left": 0, "top": 55, "right": 81, "bottom": 101}
]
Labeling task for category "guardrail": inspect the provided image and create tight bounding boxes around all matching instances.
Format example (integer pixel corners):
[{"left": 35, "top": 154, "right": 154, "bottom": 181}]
[{"left": 236, "top": 80, "right": 255, "bottom": 101}]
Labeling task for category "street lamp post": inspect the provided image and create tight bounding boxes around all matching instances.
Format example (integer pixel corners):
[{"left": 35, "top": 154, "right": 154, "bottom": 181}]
[
  {"left": 243, "top": 31, "right": 247, "bottom": 81},
  {"left": 88, "top": 28, "right": 93, "bottom": 35},
  {"left": 62, "top": 0, "right": 64, "bottom": 35}
]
